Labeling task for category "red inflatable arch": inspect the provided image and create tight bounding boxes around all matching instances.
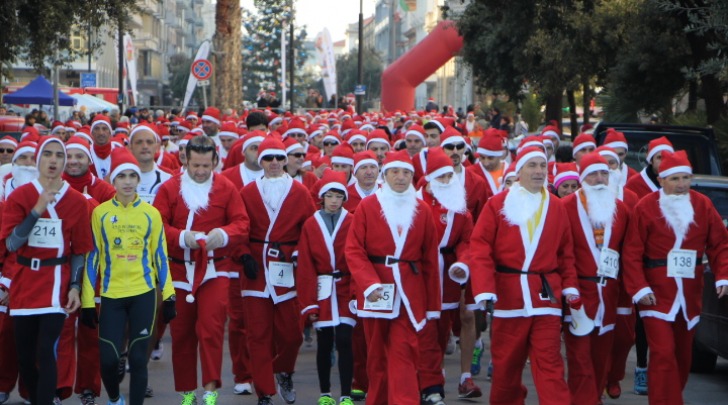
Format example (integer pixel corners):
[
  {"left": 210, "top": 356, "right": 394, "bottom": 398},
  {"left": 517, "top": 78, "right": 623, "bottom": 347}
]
[{"left": 381, "top": 20, "right": 464, "bottom": 112}]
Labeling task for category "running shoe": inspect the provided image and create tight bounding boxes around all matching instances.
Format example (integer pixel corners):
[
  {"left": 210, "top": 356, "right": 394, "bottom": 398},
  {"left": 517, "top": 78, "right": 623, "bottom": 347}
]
[
  {"left": 458, "top": 377, "right": 482, "bottom": 398},
  {"left": 234, "top": 382, "right": 253, "bottom": 395},
  {"left": 180, "top": 391, "right": 197, "bottom": 405},
  {"left": 276, "top": 372, "right": 296, "bottom": 404},
  {"left": 80, "top": 390, "right": 98, "bottom": 405},
  {"left": 634, "top": 367, "right": 647, "bottom": 395},
  {"left": 317, "top": 396, "right": 336, "bottom": 405},
  {"left": 202, "top": 391, "right": 218, "bottom": 405},
  {"left": 471, "top": 346, "right": 483, "bottom": 375}
]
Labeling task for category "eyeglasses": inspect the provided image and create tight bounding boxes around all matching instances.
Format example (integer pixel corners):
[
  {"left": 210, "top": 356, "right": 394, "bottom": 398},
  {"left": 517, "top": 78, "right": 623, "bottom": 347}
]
[
  {"left": 288, "top": 152, "right": 306, "bottom": 158},
  {"left": 0, "top": 149, "right": 15, "bottom": 154},
  {"left": 443, "top": 143, "right": 466, "bottom": 151},
  {"left": 261, "top": 155, "right": 286, "bottom": 162},
  {"left": 323, "top": 141, "right": 339, "bottom": 147}
]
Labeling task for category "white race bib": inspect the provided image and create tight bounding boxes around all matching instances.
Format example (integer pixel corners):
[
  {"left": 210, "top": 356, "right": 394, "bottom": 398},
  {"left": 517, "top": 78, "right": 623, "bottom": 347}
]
[
  {"left": 667, "top": 249, "right": 697, "bottom": 279},
  {"left": 317, "top": 275, "right": 333, "bottom": 301},
  {"left": 597, "top": 248, "right": 620, "bottom": 279},
  {"left": 363, "top": 284, "right": 395, "bottom": 311},
  {"left": 138, "top": 194, "right": 156, "bottom": 204},
  {"left": 269, "top": 261, "right": 295, "bottom": 288},
  {"left": 28, "top": 218, "right": 63, "bottom": 249}
]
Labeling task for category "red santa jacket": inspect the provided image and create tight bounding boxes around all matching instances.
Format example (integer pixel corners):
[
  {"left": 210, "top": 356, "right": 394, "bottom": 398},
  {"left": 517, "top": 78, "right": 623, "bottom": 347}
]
[
  {"left": 622, "top": 189, "right": 728, "bottom": 329},
  {"left": 0, "top": 180, "right": 93, "bottom": 315},
  {"left": 239, "top": 176, "right": 316, "bottom": 304},
  {"left": 470, "top": 187, "right": 579, "bottom": 317},
  {"left": 156, "top": 150, "right": 181, "bottom": 172},
  {"left": 562, "top": 190, "right": 630, "bottom": 334},
  {"left": 419, "top": 189, "right": 474, "bottom": 310},
  {"left": 63, "top": 171, "right": 116, "bottom": 203},
  {"left": 297, "top": 209, "right": 356, "bottom": 328},
  {"left": 467, "top": 160, "right": 503, "bottom": 200},
  {"left": 345, "top": 191, "right": 441, "bottom": 332},
  {"left": 153, "top": 173, "right": 250, "bottom": 292},
  {"left": 343, "top": 183, "right": 378, "bottom": 213},
  {"left": 455, "top": 167, "right": 488, "bottom": 223},
  {"left": 625, "top": 168, "right": 659, "bottom": 199},
  {"left": 221, "top": 164, "right": 262, "bottom": 191}
]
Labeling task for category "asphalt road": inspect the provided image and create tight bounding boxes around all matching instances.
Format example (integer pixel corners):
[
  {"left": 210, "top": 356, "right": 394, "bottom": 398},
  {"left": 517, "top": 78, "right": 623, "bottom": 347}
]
[{"left": 6, "top": 328, "right": 728, "bottom": 404}]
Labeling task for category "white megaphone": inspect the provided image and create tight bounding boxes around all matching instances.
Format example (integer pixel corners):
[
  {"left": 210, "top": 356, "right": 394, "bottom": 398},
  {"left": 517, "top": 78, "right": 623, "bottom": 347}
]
[{"left": 569, "top": 303, "right": 595, "bottom": 336}]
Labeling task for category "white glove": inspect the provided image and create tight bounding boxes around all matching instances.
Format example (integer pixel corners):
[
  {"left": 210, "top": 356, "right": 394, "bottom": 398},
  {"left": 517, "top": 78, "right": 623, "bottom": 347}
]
[
  {"left": 205, "top": 228, "right": 226, "bottom": 251},
  {"left": 184, "top": 231, "right": 201, "bottom": 249}
]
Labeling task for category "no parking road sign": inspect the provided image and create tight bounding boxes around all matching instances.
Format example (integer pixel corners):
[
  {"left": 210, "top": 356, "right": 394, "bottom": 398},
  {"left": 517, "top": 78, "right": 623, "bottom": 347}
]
[{"left": 191, "top": 59, "right": 213, "bottom": 80}]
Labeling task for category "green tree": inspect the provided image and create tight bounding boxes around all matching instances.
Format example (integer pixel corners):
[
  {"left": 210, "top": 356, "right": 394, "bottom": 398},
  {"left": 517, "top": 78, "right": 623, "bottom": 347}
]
[
  {"left": 242, "top": 0, "right": 308, "bottom": 103},
  {"left": 335, "top": 48, "right": 383, "bottom": 106}
]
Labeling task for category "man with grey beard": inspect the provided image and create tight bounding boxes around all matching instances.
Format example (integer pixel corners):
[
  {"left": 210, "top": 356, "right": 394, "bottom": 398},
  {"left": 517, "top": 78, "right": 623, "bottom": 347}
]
[
  {"left": 1, "top": 141, "right": 38, "bottom": 202},
  {"left": 623, "top": 150, "right": 728, "bottom": 405}
]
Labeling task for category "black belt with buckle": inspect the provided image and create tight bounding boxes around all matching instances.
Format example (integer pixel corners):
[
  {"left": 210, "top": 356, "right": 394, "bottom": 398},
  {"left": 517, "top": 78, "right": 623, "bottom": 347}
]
[
  {"left": 319, "top": 271, "right": 346, "bottom": 279},
  {"left": 250, "top": 238, "right": 298, "bottom": 261},
  {"left": 169, "top": 256, "right": 227, "bottom": 265},
  {"left": 439, "top": 246, "right": 455, "bottom": 255},
  {"left": 17, "top": 255, "right": 69, "bottom": 271},
  {"left": 643, "top": 255, "right": 701, "bottom": 269},
  {"left": 368, "top": 255, "right": 420, "bottom": 275},
  {"left": 496, "top": 265, "right": 558, "bottom": 303},
  {"left": 578, "top": 275, "right": 610, "bottom": 286}
]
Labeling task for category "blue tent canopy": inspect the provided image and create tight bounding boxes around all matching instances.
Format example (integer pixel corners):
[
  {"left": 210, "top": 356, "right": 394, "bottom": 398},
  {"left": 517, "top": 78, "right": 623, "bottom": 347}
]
[{"left": 3, "top": 76, "right": 75, "bottom": 106}]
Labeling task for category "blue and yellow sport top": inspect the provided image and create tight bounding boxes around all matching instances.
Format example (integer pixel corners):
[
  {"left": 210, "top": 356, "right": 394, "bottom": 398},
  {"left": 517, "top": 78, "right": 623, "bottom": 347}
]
[{"left": 82, "top": 195, "right": 175, "bottom": 308}]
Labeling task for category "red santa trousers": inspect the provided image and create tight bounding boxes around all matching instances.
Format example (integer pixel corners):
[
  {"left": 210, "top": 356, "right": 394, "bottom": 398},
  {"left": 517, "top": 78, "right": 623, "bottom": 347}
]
[
  {"left": 75, "top": 305, "right": 101, "bottom": 396},
  {"left": 171, "top": 277, "right": 229, "bottom": 391},
  {"left": 642, "top": 316, "right": 695, "bottom": 405},
  {"left": 228, "top": 277, "right": 252, "bottom": 384},
  {"left": 418, "top": 309, "right": 457, "bottom": 391},
  {"left": 564, "top": 327, "right": 615, "bottom": 405},
  {"left": 243, "top": 296, "right": 302, "bottom": 397},
  {"left": 0, "top": 310, "right": 23, "bottom": 395},
  {"left": 363, "top": 315, "right": 420, "bottom": 405},
  {"left": 351, "top": 321, "right": 369, "bottom": 392},
  {"left": 55, "top": 313, "right": 77, "bottom": 400},
  {"left": 607, "top": 311, "right": 635, "bottom": 385},
  {"left": 490, "top": 316, "right": 570, "bottom": 405}
]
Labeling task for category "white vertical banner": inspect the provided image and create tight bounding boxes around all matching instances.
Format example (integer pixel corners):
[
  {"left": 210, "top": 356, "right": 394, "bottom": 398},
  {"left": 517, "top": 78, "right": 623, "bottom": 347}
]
[
  {"left": 281, "top": 26, "right": 287, "bottom": 109},
  {"left": 123, "top": 34, "right": 139, "bottom": 106},
  {"left": 182, "top": 40, "right": 211, "bottom": 112},
  {"left": 315, "top": 28, "right": 337, "bottom": 101}
]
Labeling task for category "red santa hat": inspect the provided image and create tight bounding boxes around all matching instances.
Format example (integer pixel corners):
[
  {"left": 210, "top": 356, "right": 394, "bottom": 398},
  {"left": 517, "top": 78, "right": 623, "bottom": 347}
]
[
  {"left": 316, "top": 169, "right": 349, "bottom": 199},
  {"left": 109, "top": 147, "right": 141, "bottom": 183},
  {"left": 115, "top": 122, "right": 130, "bottom": 134},
  {"left": 323, "top": 131, "right": 342, "bottom": 145},
  {"left": 596, "top": 145, "right": 620, "bottom": 164},
  {"left": 129, "top": 123, "right": 160, "bottom": 143},
  {"left": 66, "top": 119, "right": 82, "bottom": 129},
  {"left": 553, "top": 162, "right": 580, "bottom": 189},
  {"left": 283, "top": 136, "right": 304, "bottom": 154},
  {"left": 190, "top": 127, "right": 204, "bottom": 136},
  {"left": 331, "top": 144, "right": 354, "bottom": 166},
  {"left": 257, "top": 135, "right": 287, "bottom": 165},
  {"left": 346, "top": 129, "right": 367, "bottom": 145},
  {"left": 353, "top": 150, "right": 379, "bottom": 174},
  {"left": 178, "top": 133, "right": 195, "bottom": 148},
  {"left": 646, "top": 136, "right": 674, "bottom": 163},
  {"left": 35, "top": 136, "right": 66, "bottom": 169},
  {"left": 65, "top": 136, "right": 93, "bottom": 160},
  {"left": 359, "top": 123, "right": 376, "bottom": 132},
  {"left": 90, "top": 114, "right": 113, "bottom": 133},
  {"left": 20, "top": 126, "right": 40, "bottom": 142},
  {"left": 243, "top": 130, "right": 266, "bottom": 152},
  {"left": 578, "top": 152, "right": 609, "bottom": 182},
  {"left": 75, "top": 127, "right": 94, "bottom": 145},
  {"left": 604, "top": 128, "right": 628, "bottom": 151},
  {"left": 13, "top": 141, "right": 37, "bottom": 163},
  {"left": 517, "top": 136, "right": 544, "bottom": 153},
  {"left": 658, "top": 150, "right": 692, "bottom": 178},
  {"left": 51, "top": 121, "right": 66, "bottom": 135},
  {"left": 268, "top": 115, "right": 283, "bottom": 127},
  {"left": 157, "top": 124, "right": 171, "bottom": 141},
  {"left": 186, "top": 111, "right": 199, "bottom": 120},
  {"left": 177, "top": 121, "right": 192, "bottom": 134},
  {"left": 381, "top": 149, "right": 414, "bottom": 173},
  {"left": 571, "top": 133, "right": 596, "bottom": 156},
  {"left": 425, "top": 147, "right": 454, "bottom": 182},
  {"left": 366, "top": 129, "right": 390, "bottom": 149},
  {"left": 439, "top": 126, "right": 466, "bottom": 147},
  {"left": 514, "top": 146, "right": 547, "bottom": 174},
  {"left": 502, "top": 161, "right": 518, "bottom": 185},
  {"left": 0, "top": 136, "right": 18, "bottom": 149},
  {"left": 283, "top": 117, "right": 308, "bottom": 139},
  {"left": 405, "top": 124, "right": 427, "bottom": 144},
  {"left": 219, "top": 122, "right": 239, "bottom": 139},
  {"left": 201, "top": 107, "right": 221, "bottom": 125},
  {"left": 477, "top": 135, "right": 504, "bottom": 157},
  {"left": 540, "top": 125, "right": 561, "bottom": 141}
]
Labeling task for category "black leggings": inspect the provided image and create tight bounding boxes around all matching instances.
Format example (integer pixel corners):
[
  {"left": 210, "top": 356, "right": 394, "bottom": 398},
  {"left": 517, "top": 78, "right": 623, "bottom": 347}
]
[
  {"left": 635, "top": 310, "right": 648, "bottom": 368},
  {"left": 13, "top": 313, "right": 66, "bottom": 405},
  {"left": 316, "top": 324, "right": 354, "bottom": 397},
  {"left": 99, "top": 289, "right": 156, "bottom": 405}
]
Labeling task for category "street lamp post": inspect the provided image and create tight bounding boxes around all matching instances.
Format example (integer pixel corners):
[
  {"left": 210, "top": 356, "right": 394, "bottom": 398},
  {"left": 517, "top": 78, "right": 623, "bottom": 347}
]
[
  {"left": 289, "top": 0, "right": 295, "bottom": 111},
  {"left": 356, "top": 0, "right": 364, "bottom": 114}
]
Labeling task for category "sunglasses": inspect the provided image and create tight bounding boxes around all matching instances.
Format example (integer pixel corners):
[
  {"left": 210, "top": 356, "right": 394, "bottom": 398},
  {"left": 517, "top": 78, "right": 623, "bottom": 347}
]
[
  {"left": 0, "top": 148, "right": 15, "bottom": 154},
  {"left": 323, "top": 141, "right": 339, "bottom": 147},
  {"left": 443, "top": 143, "right": 466, "bottom": 151},
  {"left": 288, "top": 152, "right": 306, "bottom": 158},
  {"left": 261, "top": 155, "right": 286, "bottom": 162}
]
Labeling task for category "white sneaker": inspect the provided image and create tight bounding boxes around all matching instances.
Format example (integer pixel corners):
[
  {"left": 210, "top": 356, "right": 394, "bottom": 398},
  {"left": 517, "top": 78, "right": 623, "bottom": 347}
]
[
  {"left": 151, "top": 342, "right": 164, "bottom": 361},
  {"left": 233, "top": 382, "right": 253, "bottom": 395}
]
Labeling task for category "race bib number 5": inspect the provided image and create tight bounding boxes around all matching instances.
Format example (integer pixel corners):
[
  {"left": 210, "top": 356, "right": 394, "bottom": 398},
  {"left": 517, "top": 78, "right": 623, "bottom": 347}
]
[
  {"left": 28, "top": 218, "right": 63, "bottom": 249},
  {"left": 667, "top": 249, "right": 697, "bottom": 279},
  {"left": 363, "top": 284, "right": 395, "bottom": 311}
]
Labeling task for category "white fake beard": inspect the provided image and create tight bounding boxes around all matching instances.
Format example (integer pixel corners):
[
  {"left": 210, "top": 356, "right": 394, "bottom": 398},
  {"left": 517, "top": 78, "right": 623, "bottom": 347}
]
[
  {"left": 581, "top": 183, "right": 617, "bottom": 229},
  {"left": 11, "top": 165, "right": 39, "bottom": 187},
  {"left": 501, "top": 182, "right": 543, "bottom": 227},
  {"left": 430, "top": 177, "right": 467, "bottom": 214},
  {"left": 260, "top": 175, "right": 290, "bottom": 211},
  {"left": 378, "top": 182, "right": 418, "bottom": 234},
  {"left": 659, "top": 191, "right": 694, "bottom": 239},
  {"left": 180, "top": 170, "right": 212, "bottom": 213},
  {"left": 607, "top": 169, "right": 623, "bottom": 197},
  {"left": 466, "top": 121, "right": 475, "bottom": 133}
]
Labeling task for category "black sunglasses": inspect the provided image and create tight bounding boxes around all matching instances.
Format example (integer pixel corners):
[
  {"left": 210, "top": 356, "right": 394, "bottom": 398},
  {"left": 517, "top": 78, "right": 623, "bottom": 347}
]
[
  {"left": 323, "top": 141, "right": 339, "bottom": 147},
  {"left": 288, "top": 152, "right": 306, "bottom": 158},
  {"left": 261, "top": 155, "right": 286, "bottom": 162},
  {"left": 0, "top": 148, "right": 15, "bottom": 153},
  {"left": 443, "top": 143, "right": 466, "bottom": 151}
]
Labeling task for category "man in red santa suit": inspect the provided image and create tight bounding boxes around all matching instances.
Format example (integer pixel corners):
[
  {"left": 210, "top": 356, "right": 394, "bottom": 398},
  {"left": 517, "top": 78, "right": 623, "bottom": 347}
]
[
  {"left": 625, "top": 136, "right": 673, "bottom": 199},
  {"left": 403, "top": 124, "right": 427, "bottom": 158},
  {"left": 88, "top": 114, "right": 117, "bottom": 179},
  {"left": 622, "top": 150, "right": 728, "bottom": 405},
  {"left": 62, "top": 136, "right": 115, "bottom": 203},
  {"left": 239, "top": 136, "right": 317, "bottom": 405},
  {"left": 468, "top": 133, "right": 507, "bottom": 199},
  {"left": 602, "top": 128, "right": 638, "bottom": 186},
  {"left": 221, "top": 131, "right": 266, "bottom": 190},
  {"left": 127, "top": 124, "right": 173, "bottom": 204},
  {"left": 571, "top": 133, "right": 596, "bottom": 168},
  {"left": 365, "top": 130, "right": 391, "bottom": 166},
  {"left": 469, "top": 146, "right": 580, "bottom": 405},
  {"left": 284, "top": 137, "right": 320, "bottom": 190},
  {"left": 330, "top": 143, "right": 356, "bottom": 186},
  {"left": 439, "top": 130, "right": 488, "bottom": 222},
  {"left": 416, "top": 147, "right": 482, "bottom": 403},
  {"left": 561, "top": 152, "right": 630, "bottom": 405},
  {"left": 154, "top": 135, "right": 250, "bottom": 405},
  {"left": 344, "top": 151, "right": 379, "bottom": 213},
  {"left": 345, "top": 150, "right": 441, "bottom": 405}
]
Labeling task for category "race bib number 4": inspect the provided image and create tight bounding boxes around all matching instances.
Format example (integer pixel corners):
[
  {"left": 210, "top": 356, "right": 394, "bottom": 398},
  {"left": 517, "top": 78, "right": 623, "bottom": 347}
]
[
  {"left": 667, "top": 249, "right": 697, "bottom": 279},
  {"left": 317, "top": 275, "right": 333, "bottom": 301},
  {"left": 363, "top": 284, "right": 395, "bottom": 311},
  {"left": 597, "top": 248, "right": 620, "bottom": 279},
  {"left": 28, "top": 218, "right": 63, "bottom": 249},
  {"left": 269, "top": 261, "right": 295, "bottom": 288}
]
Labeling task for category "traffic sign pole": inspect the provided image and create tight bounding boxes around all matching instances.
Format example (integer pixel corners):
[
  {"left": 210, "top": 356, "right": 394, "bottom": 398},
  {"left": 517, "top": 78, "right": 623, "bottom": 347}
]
[{"left": 191, "top": 59, "right": 213, "bottom": 108}]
